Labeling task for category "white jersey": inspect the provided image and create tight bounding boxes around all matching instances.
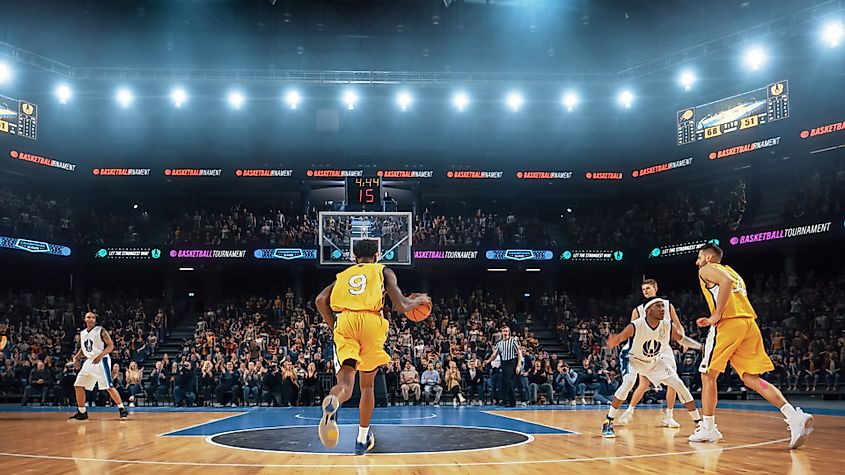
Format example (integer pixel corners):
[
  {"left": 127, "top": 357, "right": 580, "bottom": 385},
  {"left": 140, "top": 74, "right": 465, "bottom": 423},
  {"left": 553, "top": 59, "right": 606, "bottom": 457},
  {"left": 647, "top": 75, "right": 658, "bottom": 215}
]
[
  {"left": 634, "top": 299, "right": 674, "bottom": 358},
  {"left": 628, "top": 299, "right": 677, "bottom": 385},
  {"left": 80, "top": 326, "right": 106, "bottom": 359}
]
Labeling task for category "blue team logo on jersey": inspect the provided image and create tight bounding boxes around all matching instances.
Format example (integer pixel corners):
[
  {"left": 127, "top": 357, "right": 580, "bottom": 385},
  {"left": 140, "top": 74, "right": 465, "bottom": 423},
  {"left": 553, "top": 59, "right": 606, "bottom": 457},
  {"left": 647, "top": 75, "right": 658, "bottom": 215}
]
[{"left": 642, "top": 340, "right": 661, "bottom": 358}]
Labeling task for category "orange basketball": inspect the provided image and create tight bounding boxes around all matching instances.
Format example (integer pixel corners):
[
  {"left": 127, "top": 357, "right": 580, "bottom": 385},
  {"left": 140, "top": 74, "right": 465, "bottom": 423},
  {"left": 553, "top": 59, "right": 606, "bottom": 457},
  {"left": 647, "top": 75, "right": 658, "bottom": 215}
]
[{"left": 405, "top": 293, "right": 431, "bottom": 322}]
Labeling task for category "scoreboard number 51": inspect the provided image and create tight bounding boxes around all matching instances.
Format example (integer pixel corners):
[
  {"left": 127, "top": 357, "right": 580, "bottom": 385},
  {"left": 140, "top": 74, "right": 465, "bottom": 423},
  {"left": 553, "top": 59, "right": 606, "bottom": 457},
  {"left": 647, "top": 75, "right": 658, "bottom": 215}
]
[{"left": 739, "top": 115, "right": 759, "bottom": 130}]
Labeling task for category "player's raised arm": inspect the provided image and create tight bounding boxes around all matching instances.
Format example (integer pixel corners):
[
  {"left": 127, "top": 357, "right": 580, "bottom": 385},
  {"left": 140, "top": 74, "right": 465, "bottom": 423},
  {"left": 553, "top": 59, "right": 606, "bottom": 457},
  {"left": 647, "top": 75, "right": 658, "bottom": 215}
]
[
  {"left": 607, "top": 324, "right": 635, "bottom": 349},
  {"left": 315, "top": 283, "right": 336, "bottom": 327},
  {"left": 383, "top": 267, "right": 429, "bottom": 313}
]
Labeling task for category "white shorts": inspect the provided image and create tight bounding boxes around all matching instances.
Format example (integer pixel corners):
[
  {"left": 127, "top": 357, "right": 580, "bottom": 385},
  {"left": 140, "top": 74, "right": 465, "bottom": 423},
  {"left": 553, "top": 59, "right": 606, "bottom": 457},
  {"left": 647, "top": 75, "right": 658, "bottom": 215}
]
[
  {"left": 630, "top": 354, "right": 677, "bottom": 387},
  {"left": 74, "top": 356, "right": 113, "bottom": 391}
]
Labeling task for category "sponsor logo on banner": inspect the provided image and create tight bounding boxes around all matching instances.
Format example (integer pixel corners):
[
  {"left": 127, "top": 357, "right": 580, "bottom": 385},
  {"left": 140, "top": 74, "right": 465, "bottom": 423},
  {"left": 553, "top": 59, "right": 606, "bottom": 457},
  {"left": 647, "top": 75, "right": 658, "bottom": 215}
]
[
  {"left": 708, "top": 136, "right": 781, "bottom": 160},
  {"left": 164, "top": 168, "right": 222, "bottom": 177},
  {"left": 414, "top": 250, "right": 479, "bottom": 260},
  {"left": 377, "top": 170, "right": 434, "bottom": 179},
  {"left": 800, "top": 120, "right": 845, "bottom": 139},
  {"left": 0, "top": 235, "right": 71, "bottom": 256},
  {"left": 729, "top": 221, "right": 832, "bottom": 246},
  {"left": 632, "top": 157, "right": 693, "bottom": 178},
  {"left": 649, "top": 239, "right": 718, "bottom": 258},
  {"left": 585, "top": 171, "right": 623, "bottom": 180},
  {"left": 253, "top": 248, "right": 318, "bottom": 260},
  {"left": 10, "top": 150, "right": 76, "bottom": 172},
  {"left": 169, "top": 249, "right": 247, "bottom": 258},
  {"left": 515, "top": 171, "right": 573, "bottom": 179},
  {"left": 560, "top": 249, "right": 624, "bottom": 262},
  {"left": 485, "top": 249, "right": 554, "bottom": 261},
  {"left": 447, "top": 170, "right": 503, "bottom": 179},
  {"left": 94, "top": 248, "right": 162, "bottom": 259},
  {"left": 92, "top": 168, "right": 151, "bottom": 176},
  {"left": 236, "top": 169, "right": 294, "bottom": 177},
  {"left": 306, "top": 169, "right": 363, "bottom": 178}
]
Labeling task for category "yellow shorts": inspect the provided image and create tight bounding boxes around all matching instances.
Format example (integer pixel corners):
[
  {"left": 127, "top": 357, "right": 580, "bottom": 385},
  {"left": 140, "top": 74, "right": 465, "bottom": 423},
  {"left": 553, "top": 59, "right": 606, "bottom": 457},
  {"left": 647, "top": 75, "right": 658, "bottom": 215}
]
[
  {"left": 333, "top": 310, "right": 390, "bottom": 373},
  {"left": 699, "top": 317, "right": 774, "bottom": 378}
]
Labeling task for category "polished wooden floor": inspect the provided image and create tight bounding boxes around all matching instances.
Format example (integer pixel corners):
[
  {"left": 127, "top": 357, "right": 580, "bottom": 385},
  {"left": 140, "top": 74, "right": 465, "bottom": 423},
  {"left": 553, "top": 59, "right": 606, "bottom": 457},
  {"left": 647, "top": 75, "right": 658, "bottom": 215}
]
[{"left": 0, "top": 405, "right": 841, "bottom": 474}]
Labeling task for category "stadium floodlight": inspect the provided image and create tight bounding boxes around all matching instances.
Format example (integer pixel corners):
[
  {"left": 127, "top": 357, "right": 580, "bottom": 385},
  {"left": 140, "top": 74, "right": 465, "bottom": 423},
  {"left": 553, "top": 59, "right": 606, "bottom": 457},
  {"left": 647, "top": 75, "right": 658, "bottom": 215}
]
[
  {"left": 343, "top": 90, "right": 359, "bottom": 110},
  {"left": 227, "top": 90, "right": 245, "bottom": 109},
  {"left": 55, "top": 84, "right": 72, "bottom": 104},
  {"left": 452, "top": 91, "right": 469, "bottom": 111},
  {"left": 618, "top": 89, "right": 634, "bottom": 109},
  {"left": 0, "top": 63, "right": 11, "bottom": 84},
  {"left": 285, "top": 90, "right": 301, "bottom": 109},
  {"left": 823, "top": 21, "right": 843, "bottom": 48},
  {"left": 506, "top": 91, "right": 524, "bottom": 111},
  {"left": 170, "top": 88, "right": 187, "bottom": 108},
  {"left": 562, "top": 91, "right": 579, "bottom": 111},
  {"left": 679, "top": 70, "right": 696, "bottom": 90},
  {"left": 743, "top": 46, "right": 766, "bottom": 70},
  {"left": 116, "top": 88, "right": 134, "bottom": 108},
  {"left": 397, "top": 91, "right": 413, "bottom": 111}
]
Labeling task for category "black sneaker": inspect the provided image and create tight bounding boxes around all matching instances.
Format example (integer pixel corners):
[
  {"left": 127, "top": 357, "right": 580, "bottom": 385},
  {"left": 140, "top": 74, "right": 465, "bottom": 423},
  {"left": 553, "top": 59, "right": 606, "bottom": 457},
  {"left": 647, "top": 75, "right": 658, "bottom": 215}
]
[
  {"left": 119, "top": 407, "right": 129, "bottom": 418},
  {"left": 69, "top": 411, "right": 89, "bottom": 420}
]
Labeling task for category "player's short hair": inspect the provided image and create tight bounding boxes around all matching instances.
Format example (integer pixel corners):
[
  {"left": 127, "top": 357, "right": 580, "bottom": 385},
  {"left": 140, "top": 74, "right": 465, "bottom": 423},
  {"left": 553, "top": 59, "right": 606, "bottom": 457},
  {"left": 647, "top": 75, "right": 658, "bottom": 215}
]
[
  {"left": 84, "top": 311, "right": 97, "bottom": 320},
  {"left": 352, "top": 239, "right": 379, "bottom": 260},
  {"left": 642, "top": 278, "right": 658, "bottom": 288},
  {"left": 699, "top": 243, "right": 723, "bottom": 261}
]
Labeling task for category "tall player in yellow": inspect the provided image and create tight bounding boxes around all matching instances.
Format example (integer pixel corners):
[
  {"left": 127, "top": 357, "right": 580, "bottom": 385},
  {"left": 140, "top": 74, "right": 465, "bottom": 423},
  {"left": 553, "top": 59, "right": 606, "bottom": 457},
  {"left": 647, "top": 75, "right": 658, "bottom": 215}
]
[
  {"left": 315, "top": 239, "right": 430, "bottom": 455},
  {"left": 691, "top": 243, "right": 813, "bottom": 449}
]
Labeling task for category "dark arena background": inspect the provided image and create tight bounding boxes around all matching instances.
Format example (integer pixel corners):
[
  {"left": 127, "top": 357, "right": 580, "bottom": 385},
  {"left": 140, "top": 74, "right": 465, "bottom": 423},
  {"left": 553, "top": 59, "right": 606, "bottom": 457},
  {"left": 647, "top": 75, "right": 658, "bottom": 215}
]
[{"left": 1, "top": 1, "right": 844, "bottom": 473}]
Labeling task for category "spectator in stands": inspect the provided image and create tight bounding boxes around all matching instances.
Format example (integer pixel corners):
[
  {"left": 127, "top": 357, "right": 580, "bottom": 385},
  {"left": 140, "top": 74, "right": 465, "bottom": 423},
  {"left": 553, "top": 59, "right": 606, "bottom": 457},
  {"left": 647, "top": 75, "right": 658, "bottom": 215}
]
[
  {"left": 421, "top": 362, "right": 443, "bottom": 405},
  {"left": 464, "top": 359, "right": 484, "bottom": 405},
  {"left": 787, "top": 356, "right": 801, "bottom": 391},
  {"left": 576, "top": 358, "right": 599, "bottom": 404},
  {"left": 385, "top": 360, "right": 400, "bottom": 406},
  {"left": 262, "top": 362, "right": 283, "bottom": 407},
  {"left": 147, "top": 361, "right": 169, "bottom": 406},
  {"left": 299, "top": 362, "right": 322, "bottom": 406},
  {"left": 174, "top": 361, "right": 197, "bottom": 407},
  {"left": 445, "top": 361, "right": 466, "bottom": 406},
  {"left": 593, "top": 369, "right": 619, "bottom": 405},
  {"left": 111, "top": 363, "right": 127, "bottom": 402},
  {"left": 803, "top": 352, "right": 819, "bottom": 391},
  {"left": 400, "top": 361, "right": 421, "bottom": 405},
  {"left": 214, "top": 362, "right": 240, "bottom": 407},
  {"left": 824, "top": 353, "right": 840, "bottom": 391},
  {"left": 554, "top": 361, "right": 577, "bottom": 405},
  {"left": 125, "top": 361, "right": 143, "bottom": 407},
  {"left": 527, "top": 359, "right": 554, "bottom": 405},
  {"left": 198, "top": 361, "right": 215, "bottom": 406},
  {"left": 241, "top": 362, "right": 261, "bottom": 406},
  {"left": 21, "top": 361, "right": 50, "bottom": 406},
  {"left": 54, "top": 362, "right": 76, "bottom": 406},
  {"left": 280, "top": 360, "right": 298, "bottom": 406}
]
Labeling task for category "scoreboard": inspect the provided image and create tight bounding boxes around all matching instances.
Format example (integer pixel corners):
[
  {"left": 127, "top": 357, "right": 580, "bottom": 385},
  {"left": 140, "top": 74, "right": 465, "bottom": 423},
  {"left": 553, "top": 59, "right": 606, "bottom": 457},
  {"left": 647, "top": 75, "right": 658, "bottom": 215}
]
[
  {"left": 345, "top": 176, "right": 382, "bottom": 211},
  {"left": 0, "top": 95, "right": 37, "bottom": 140},
  {"left": 677, "top": 80, "right": 788, "bottom": 145}
]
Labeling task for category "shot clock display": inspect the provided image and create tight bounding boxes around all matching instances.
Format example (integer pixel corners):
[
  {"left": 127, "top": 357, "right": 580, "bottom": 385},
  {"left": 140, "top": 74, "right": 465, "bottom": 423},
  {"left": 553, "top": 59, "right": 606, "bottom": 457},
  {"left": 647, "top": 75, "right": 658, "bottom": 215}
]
[{"left": 345, "top": 176, "right": 382, "bottom": 211}]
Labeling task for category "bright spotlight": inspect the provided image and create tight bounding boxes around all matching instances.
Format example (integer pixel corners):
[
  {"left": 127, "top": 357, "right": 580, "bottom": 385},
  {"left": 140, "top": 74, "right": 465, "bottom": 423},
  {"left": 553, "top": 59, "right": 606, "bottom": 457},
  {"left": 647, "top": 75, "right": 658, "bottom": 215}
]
[
  {"left": 562, "top": 91, "right": 579, "bottom": 111},
  {"left": 116, "top": 88, "right": 134, "bottom": 108},
  {"left": 285, "top": 90, "right": 301, "bottom": 109},
  {"left": 506, "top": 92, "right": 524, "bottom": 111},
  {"left": 823, "top": 21, "right": 843, "bottom": 48},
  {"left": 743, "top": 46, "right": 766, "bottom": 70},
  {"left": 170, "top": 88, "right": 187, "bottom": 108},
  {"left": 397, "top": 91, "right": 413, "bottom": 111},
  {"left": 679, "top": 70, "right": 696, "bottom": 90},
  {"left": 227, "top": 91, "right": 244, "bottom": 109},
  {"left": 452, "top": 91, "right": 469, "bottom": 111},
  {"left": 55, "top": 84, "right": 72, "bottom": 104},
  {"left": 618, "top": 89, "right": 634, "bottom": 109},
  {"left": 343, "top": 90, "right": 359, "bottom": 110},
  {"left": 0, "top": 63, "right": 11, "bottom": 84}
]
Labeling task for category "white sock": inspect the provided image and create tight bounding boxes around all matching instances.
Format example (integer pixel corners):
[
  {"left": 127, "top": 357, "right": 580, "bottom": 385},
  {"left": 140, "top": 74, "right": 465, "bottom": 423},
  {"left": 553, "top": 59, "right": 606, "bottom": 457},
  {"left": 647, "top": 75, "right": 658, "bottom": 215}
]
[
  {"left": 703, "top": 415, "right": 715, "bottom": 429},
  {"left": 117, "top": 403, "right": 125, "bottom": 409},
  {"left": 626, "top": 404, "right": 636, "bottom": 413},
  {"left": 666, "top": 408, "right": 674, "bottom": 418},
  {"left": 357, "top": 426, "right": 370, "bottom": 444},
  {"left": 607, "top": 407, "right": 620, "bottom": 420},
  {"left": 780, "top": 403, "right": 798, "bottom": 420},
  {"left": 78, "top": 406, "right": 86, "bottom": 414},
  {"left": 689, "top": 409, "right": 701, "bottom": 421}
]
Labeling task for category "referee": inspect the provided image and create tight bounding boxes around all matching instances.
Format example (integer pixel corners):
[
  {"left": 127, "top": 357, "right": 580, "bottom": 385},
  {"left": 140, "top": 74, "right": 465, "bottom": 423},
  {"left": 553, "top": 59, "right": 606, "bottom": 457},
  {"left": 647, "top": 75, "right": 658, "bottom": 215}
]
[{"left": 484, "top": 326, "right": 522, "bottom": 407}]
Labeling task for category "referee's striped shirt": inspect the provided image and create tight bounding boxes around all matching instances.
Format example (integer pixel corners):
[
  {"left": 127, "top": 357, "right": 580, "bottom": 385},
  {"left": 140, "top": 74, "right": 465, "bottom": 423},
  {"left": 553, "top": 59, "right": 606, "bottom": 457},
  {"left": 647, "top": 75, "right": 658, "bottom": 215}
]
[{"left": 496, "top": 337, "right": 520, "bottom": 362}]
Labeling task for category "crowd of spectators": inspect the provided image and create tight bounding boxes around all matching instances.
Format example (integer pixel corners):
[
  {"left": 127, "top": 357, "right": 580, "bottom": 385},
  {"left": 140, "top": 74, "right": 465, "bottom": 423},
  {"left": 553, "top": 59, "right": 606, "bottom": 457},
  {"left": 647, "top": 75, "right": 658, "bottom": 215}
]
[
  {"left": 0, "top": 188, "right": 75, "bottom": 243},
  {"left": 413, "top": 208, "right": 555, "bottom": 247},
  {"left": 783, "top": 161, "right": 845, "bottom": 222}
]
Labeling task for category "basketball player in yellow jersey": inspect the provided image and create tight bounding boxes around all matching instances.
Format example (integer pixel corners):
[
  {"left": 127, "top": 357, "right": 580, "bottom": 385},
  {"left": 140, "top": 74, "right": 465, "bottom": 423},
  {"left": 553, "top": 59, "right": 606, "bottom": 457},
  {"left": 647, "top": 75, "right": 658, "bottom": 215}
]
[
  {"left": 314, "top": 239, "right": 430, "bottom": 455},
  {"left": 691, "top": 243, "right": 813, "bottom": 449}
]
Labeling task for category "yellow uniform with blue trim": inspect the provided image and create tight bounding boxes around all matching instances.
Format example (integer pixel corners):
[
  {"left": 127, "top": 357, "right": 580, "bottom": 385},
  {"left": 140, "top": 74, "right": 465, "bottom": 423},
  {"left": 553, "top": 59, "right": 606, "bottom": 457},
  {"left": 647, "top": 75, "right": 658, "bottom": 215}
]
[
  {"left": 329, "top": 263, "right": 390, "bottom": 372},
  {"left": 698, "top": 263, "right": 774, "bottom": 377}
]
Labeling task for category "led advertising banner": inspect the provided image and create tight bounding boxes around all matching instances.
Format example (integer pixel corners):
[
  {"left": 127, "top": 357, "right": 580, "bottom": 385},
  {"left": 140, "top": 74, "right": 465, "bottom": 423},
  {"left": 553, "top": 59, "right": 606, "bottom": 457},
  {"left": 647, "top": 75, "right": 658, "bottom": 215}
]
[
  {"left": 729, "top": 221, "right": 833, "bottom": 247},
  {"left": 10, "top": 150, "right": 75, "bottom": 172},
  {"left": 235, "top": 169, "right": 294, "bottom": 177},
  {"left": 377, "top": 170, "right": 434, "bottom": 179},
  {"left": 92, "top": 168, "right": 151, "bottom": 176},
  {"left": 253, "top": 248, "right": 318, "bottom": 260},
  {"left": 485, "top": 249, "right": 554, "bottom": 261},
  {"left": 648, "top": 239, "right": 719, "bottom": 259},
  {"left": 559, "top": 249, "right": 624, "bottom": 262},
  {"left": 414, "top": 250, "right": 479, "bottom": 260},
  {"left": 94, "top": 248, "right": 162, "bottom": 260},
  {"left": 708, "top": 136, "right": 781, "bottom": 161},
  {"left": 799, "top": 119, "right": 845, "bottom": 139},
  {"left": 306, "top": 169, "right": 363, "bottom": 178},
  {"left": 164, "top": 168, "right": 222, "bottom": 177},
  {"left": 446, "top": 170, "right": 504, "bottom": 179},
  {"left": 515, "top": 171, "right": 573, "bottom": 180},
  {"left": 632, "top": 158, "right": 693, "bottom": 178},
  {"left": 584, "top": 171, "right": 623, "bottom": 180},
  {"left": 169, "top": 249, "right": 248, "bottom": 259},
  {"left": 0, "top": 235, "right": 71, "bottom": 256}
]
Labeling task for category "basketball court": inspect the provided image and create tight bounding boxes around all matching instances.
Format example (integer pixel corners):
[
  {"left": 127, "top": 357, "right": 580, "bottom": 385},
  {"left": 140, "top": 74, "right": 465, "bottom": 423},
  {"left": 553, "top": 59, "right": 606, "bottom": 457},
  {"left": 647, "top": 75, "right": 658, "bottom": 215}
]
[{"left": 0, "top": 403, "right": 841, "bottom": 473}]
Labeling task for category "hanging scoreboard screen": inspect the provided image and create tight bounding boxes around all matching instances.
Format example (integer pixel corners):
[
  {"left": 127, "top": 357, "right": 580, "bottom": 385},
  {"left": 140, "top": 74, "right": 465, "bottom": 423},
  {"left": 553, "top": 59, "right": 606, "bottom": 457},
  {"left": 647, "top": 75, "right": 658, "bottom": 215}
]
[
  {"left": 677, "top": 80, "right": 788, "bottom": 145},
  {"left": 0, "top": 95, "right": 38, "bottom": 140},
  {"left": 345, "top": 176, "right": 382, "bottom": 211}
]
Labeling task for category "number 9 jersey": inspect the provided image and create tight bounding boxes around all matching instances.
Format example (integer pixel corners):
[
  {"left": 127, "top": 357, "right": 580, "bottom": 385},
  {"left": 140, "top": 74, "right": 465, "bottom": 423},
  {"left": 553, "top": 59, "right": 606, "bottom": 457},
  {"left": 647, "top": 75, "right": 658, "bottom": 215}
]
[{"left": 330, "top": 263, "right": 385, "bottom": 314}]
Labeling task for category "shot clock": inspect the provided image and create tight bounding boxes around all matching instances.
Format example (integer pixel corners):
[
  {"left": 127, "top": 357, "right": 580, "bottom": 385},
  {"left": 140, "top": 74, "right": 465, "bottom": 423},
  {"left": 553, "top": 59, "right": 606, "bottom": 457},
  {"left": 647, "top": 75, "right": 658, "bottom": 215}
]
[{"left": 345, "top": 176, "right": 383, "bottom": 211}]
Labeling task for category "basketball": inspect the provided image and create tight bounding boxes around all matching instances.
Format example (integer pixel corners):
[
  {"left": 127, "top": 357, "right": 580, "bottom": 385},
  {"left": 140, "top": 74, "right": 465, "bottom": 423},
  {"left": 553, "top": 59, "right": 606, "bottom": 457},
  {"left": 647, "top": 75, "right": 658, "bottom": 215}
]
[{"left": 405, "top": 293, "right": 431, "bottom": 322}]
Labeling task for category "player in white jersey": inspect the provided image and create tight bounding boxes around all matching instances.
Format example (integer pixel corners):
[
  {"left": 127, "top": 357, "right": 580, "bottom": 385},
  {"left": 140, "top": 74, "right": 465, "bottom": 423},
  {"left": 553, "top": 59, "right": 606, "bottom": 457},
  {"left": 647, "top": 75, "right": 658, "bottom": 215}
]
[
  {"left": 602, "top": 298, "right": 701, "bottom": 438},
  {"left": 616, "top": 279, "right": 702, "bottom": 428},
  {"left": 69, "top": 312, "right": 128, "bottom": 420}
]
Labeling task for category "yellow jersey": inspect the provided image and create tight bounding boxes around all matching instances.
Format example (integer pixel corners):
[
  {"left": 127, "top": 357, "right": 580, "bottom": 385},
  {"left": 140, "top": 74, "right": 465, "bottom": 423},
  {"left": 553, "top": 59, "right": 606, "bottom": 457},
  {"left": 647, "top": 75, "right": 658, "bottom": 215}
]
[
  {"left": 699, "top": 263, "right": 757, "bottom": 319},
  {"left": 0, "top": 335, "right": 6, "bottom": 352},
  {"left": 330, "top": 263, "right": 385, "bottom": 313}
]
